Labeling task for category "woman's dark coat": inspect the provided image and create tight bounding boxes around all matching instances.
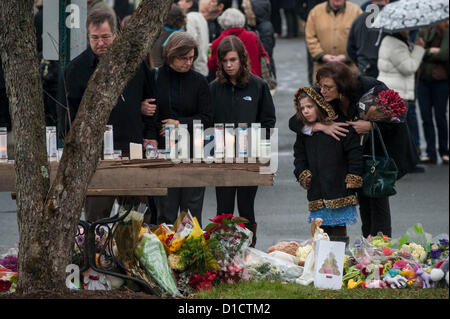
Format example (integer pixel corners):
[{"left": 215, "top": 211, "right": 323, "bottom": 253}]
[{"left": 289, "top": 75, "right": 419, "bottom": 180}]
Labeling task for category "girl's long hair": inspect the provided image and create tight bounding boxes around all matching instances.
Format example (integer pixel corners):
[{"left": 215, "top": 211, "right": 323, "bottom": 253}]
[{"left": 216, "top": 35, "right": 251, "bottom": 85}]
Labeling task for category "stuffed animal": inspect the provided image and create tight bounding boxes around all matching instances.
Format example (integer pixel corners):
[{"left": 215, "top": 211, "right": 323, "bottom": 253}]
[
  {"left": 267, "top": 241, "right": 300, "bottom": 256},
  {"left": 414, "top": 263, "right": 434, "bottom": 288},
  {"left": 362, "top": 280, "right": 387, "bottom": 289},
  {"left": 430, "top": 258, "right": 449, "bottom": 286},
  {"left": 383, "top": 269, "right": 408, "bottom": 289}
]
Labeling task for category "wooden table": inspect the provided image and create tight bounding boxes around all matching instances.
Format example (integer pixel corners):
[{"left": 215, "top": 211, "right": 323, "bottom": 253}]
[{"left": 0, "top": 159, "right": 274, "bottom": 197}]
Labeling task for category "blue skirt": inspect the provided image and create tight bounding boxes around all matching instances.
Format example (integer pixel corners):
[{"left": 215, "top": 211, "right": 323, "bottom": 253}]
[{"left": 307, "top": 205, "right": 358, "bottom": 226}]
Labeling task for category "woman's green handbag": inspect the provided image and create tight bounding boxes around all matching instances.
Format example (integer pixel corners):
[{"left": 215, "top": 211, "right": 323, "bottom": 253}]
[{"left": 362, "top": 122, "right": 398, "bottom": 198}]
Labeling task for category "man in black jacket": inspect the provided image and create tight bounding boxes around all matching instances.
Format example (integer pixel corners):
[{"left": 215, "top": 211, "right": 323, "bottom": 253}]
[
  {"left": 346, "top": 0, "right": 389, "bottom": 78},
  {"left": 58, "top": 8, "right": 156, "bottom": 222}
]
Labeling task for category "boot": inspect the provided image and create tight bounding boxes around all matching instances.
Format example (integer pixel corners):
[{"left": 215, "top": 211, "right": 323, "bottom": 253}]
[
  {"left": 247, "top": 223, "right": 257, "bottom": 248},
  {"left": 322, "top": 225, "right": 349, "bottom": 248}
]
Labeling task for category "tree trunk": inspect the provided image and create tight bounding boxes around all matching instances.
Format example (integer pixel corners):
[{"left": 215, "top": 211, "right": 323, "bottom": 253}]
[{"left": 0, "top": 0, "right": 172, "bottom": 293}]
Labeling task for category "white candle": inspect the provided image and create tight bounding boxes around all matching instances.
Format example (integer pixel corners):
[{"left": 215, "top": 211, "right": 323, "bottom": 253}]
[
  {"left": 46, "top": 126, "right": 57, "bottom": 162},
  {"left": 0, "top": 127, "right": 7, "bottom": 163},
  {"left": 177, "top": 124, "right": 189, "bottom": 162},
  {"left": 251, "top": 123, "right": 261, "bottom": 160},
  {"left": 103, "top": 125, "right": 114, "bottom": 160},
  {"left": 193, "top": 123, "right": 204, "bottom": 162},
  {"left": 237, "top": 124, "right": 248, "bottom": 160},
  {"left": 214, "top": 123, "right": 224, "bottom": 161},
  {"left": 225, "top": 124, "right": 235, "bottom": 163}
]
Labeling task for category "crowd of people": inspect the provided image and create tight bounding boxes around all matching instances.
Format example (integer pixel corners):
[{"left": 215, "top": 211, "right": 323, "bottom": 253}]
[{"left": 0, "top": 0, "right": 448, "bottom": 247}]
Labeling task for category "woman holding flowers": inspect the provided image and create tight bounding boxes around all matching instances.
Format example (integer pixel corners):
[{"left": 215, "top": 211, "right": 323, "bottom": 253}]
[{"left": 289, "top": 61, "right": 418, "bottom": 239}]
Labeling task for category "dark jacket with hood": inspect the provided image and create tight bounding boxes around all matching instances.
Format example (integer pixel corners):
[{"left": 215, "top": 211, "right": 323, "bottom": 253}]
[
  {"left": 292, "top": 87, "right": 363, "bottom": 212},
  {"left": 289, "top": 75, "right": 419, "bottom": 181}
]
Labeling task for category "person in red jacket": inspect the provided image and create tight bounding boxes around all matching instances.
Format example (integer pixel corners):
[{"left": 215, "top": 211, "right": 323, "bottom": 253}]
[{"left": 208, "top": 8, "right": 269, "bottom": 78}]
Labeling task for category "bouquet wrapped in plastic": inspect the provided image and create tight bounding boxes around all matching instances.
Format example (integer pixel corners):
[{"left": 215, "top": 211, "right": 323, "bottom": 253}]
[
  {"left": 203, "top": 214, "right": 252, "bottom": 283},
  {"left": 244, "top": 248, "right": 304, "bottom": 282},
  {"left": 136, "top": 233, "right": 181, "bottom": 297},
  {"left": 358, "top": 86, "right": 407, "bottom": 123}
]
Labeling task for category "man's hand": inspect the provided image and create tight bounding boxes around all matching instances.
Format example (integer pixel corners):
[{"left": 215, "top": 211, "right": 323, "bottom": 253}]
[
  {"left": 160, "top": 119, "right": 180, "bottom": 136},
  {"left": 313, "top": 122, "right": 350, "bottom": 141},
  {"left": 141, "top": 98, "right": 157, "bottom": 116},
  {"left": 347, "top": 120, "right": 371, "bottom": 135}
]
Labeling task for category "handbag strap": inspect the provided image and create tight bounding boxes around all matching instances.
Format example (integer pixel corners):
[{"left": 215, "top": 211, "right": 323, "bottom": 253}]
[{"left": 370, "top": 121, "right": 390, "bottom": 160}]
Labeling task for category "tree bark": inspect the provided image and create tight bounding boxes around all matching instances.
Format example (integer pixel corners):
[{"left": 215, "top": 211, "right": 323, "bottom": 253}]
[{"left": 0, "top": 0, "right": 172, "bottom": 293}]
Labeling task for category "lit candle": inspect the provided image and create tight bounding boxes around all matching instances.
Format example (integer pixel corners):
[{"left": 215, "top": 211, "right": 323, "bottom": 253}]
[
  {"left": 250, "top": 123, "right": 261, "bottom": 162},
  {"left": 237, "top": 123, "right": 248, "bottom": 162},
  {"left": 225, "top": 124, "right": 235, "bottom": 163},
  {"left": 0, "top": 127, "right": 7, "bottom": 163},
  {"left": 103, "top": 125, "right": 114, "bottom": 160},
  {"left": 46, "top": 126, "right": 57, "bottom": 162},
  {"left": 193, "top": 123, "right": 204, "bottom": 163},
  {"left": 177, "top": 124, "right": 189, "bottom": 162},
  {"left": 214, "top": 123, "right": 224, "bottom": 162}
]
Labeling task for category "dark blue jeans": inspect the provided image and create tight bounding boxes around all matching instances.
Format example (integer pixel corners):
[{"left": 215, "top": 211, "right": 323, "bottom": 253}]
[{"left": 417, "top": 79, "right": 449, "bottom": 161}]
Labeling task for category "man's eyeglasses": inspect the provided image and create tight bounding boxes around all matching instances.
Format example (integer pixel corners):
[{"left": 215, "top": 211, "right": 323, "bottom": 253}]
[
  {"left": 89, "top": 34, "right": 113, "bottom": 43},
  {"left": 319, "top": 84, "right": 336, "bottom": 92}
]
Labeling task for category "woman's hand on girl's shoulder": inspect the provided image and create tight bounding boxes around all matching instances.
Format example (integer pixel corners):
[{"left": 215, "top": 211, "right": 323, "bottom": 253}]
[{"left": 313, "top": 121, "right": 350, "bottom": 141}]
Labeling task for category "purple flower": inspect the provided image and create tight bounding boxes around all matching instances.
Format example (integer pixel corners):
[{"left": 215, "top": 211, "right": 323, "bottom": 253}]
[
  {"left": 439, "top": 238, "right": 449, "bottom": 246},
  {"left": 431, "top": 249, "right": 442, "bottom": 259},
  {"left": 0, "top": 255, "right": 18, "bottom": 272}
]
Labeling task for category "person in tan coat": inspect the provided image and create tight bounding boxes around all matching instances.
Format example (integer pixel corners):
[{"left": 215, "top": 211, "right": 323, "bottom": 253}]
[{"left": 305, "top": 0, "right": 362, "bottom": 84}]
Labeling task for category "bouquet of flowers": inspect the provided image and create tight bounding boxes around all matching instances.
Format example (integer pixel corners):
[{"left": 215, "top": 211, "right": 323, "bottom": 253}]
[
  {"left": 203, "top": 214, "right": 252, "bottom": 283},
  {"left": 358, "top": 86, "right": 407, "bottom": 123}
]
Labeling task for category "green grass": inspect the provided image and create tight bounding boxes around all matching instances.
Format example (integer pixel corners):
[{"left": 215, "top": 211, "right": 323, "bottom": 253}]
[{"left": 193, "top": 281, "right": 449, "bottom": 299}]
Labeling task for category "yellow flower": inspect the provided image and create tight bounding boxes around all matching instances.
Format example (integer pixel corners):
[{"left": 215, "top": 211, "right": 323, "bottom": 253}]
[{"left": 348, "top": 279, "right": 363, "bottom": 289}]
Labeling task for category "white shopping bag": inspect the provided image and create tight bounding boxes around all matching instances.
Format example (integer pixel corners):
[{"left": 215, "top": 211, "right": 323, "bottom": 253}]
[{"left": 313, "top": 240, "right": 345, "bottom": 290}]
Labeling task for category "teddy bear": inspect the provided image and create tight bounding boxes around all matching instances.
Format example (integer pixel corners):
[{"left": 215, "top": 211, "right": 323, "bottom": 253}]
[
  {"left": 430, "top": 258, "right": 449, "bottom": 287},
  {"left": 267, "top": 241, "right": 300, "bottom": 256}
]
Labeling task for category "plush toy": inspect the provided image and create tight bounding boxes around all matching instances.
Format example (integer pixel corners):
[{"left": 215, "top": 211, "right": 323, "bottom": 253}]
[
  {"left": 362, "top": 280, "right": 387, "bottom": 289},
  {"left": 267, "top": 241, "right": 300, "bottom": 256},
  {"left": 430, "top": 258, "right": 449, "bottom": 286},
  {"left": 384, "top": 269, "right": 408, "bottom": 289},
  {"left": 413, "top": 263, "right": 434, "bottom": 288}
]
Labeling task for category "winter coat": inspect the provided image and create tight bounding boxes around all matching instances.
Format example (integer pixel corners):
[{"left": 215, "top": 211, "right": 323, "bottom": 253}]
[
  {"left": 293, "top": 120, "right": 363, "bottom": 212},
  {"left": 208, "top": 27, "right": 270, "bottom": 77},
  {"left": 305, "top": 1, "right": 362, "bottom": 82},
  {"left": 209, "top": 74, "right": 276, "bottom": 134},
  {"left": 149, "top": 63, "right": 213, "bottom": 149},
  {"left": 347, "top": 8, "right": 386, "bottom": 78},
  {"left": 57, "top": 47, "right": 155, "bottom": 156},
  {"left": 291, "top": 86, "right": 363, "bottom": 212},
  {"left": 246, "top": 0, "right": 276, "bottom": 58},
  {"left": 281, "top": 0, "right": 298, "bottom": 9},
  {"left": 186, "top": 12, "right": 210, "bottom": 77},
  {"left": 418, "top": 27, "right": 449, "bottom": 82},
  {"left": 289, "top": 75, "right": 419, "bottom": 180},
  {"left": 377, "top": 34, "right": 425, "bottom": 101}
]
